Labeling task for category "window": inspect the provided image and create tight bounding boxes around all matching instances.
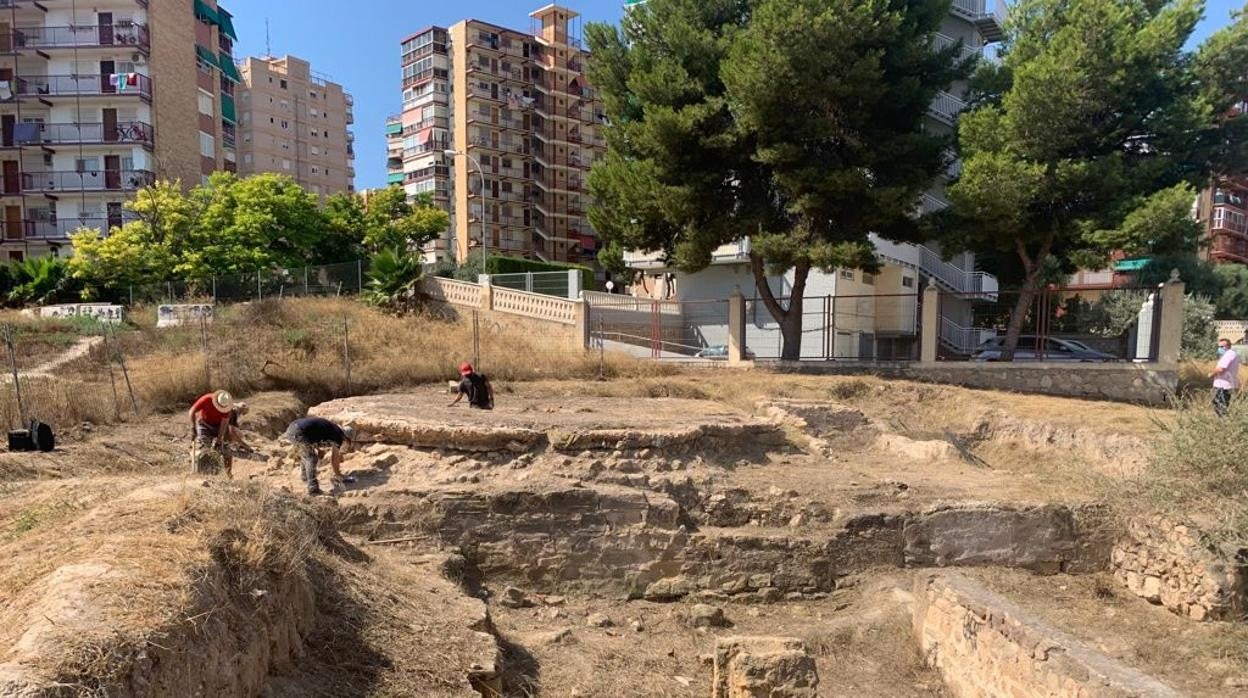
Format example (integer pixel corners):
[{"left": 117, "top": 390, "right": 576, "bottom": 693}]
[
  {"left": 197, "top": 90, "right": 214, "bottom": 117},
  {"left": 281, "top": 120, "right": 289, "bottom": 129},
  {"left": 243, "top": 154, "right": 253, "bottom": 164},
  {"left": 862, "top": 272, "right": 874, "bottom": 285},
  {"left": 280, "top": 79, "right": 288, "bottom": 89},
  {"left": 282, "top": 159, "right": 291, "bottom": 170},
  {"left": 310, "top": 108, "right": 319, "bottom": 117},
  {"left": 840, "top": 270, "right": 855, "bottom": 280},
  {"left": 311, "top": 166, "right": 320, "bottom": 175},
  {"left": 75, "top": 157, "right": 100, "bottom": 173},
  {"left": 310, "top": 91, "right": 318, "bottom": 99},
  {"left": 901, "top": 276, "right": 915, "bottom": 288},
  {"left": 199, "top": 131, "right": 215, "bottom": 157},
  {"left": 311, "top": 146, "right": 320, "bottom": 156}
]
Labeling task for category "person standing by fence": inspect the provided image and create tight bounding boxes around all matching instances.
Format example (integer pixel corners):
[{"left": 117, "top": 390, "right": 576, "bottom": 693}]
[{"left": 1211, "top": 338, "right": 1239, "bottom": 417}]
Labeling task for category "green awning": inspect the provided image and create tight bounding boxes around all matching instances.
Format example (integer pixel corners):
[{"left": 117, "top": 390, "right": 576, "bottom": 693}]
[
  {"left": 194, "top": 0, "right": 219, "bottom": 25},
  {"left": 1114, "top": 258, "right": 1150, "bottom": 272},
  {"left": 387, "top": 172, "right": 405, "bottom": 185},
  {"left": 195, "top": 45, "right": 219, "bottom": 69},
  {"left": 221, "top": 93, "right": 237, "bottom": 124},
  {"left": 217, "top": 8, "right": 238, "bottom": 40},
  {"left": 386, "top": 121, "right": 403, "bottom": 136},
  {"left": 218, "top": 53, "right": 241, "bottom": 82}
]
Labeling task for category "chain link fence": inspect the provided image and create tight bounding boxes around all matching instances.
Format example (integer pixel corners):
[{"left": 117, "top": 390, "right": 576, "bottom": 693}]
[{"left": 126, "top": 260, "right": 367, "bottom": 306}]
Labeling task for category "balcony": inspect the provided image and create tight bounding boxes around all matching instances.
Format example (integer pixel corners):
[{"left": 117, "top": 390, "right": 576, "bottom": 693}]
[
  {"left": 950, "top": 0, "right": 1006, "bottom": 43},
  {"left": 8, "top": 169, "right": 155, "bottom": 195},
  {"left": 927, "top": 91, "right": 967, "bottom": 126},
  {"left": 6, "top": 23, "right": 150, "bottom": 53},
  {"left": 1212, "top": 206, "right": 1248, "bottom": 235},
  {"left": 1, "top": 121, "right": 154, "bottom": 149},
  {"left": 7, "top": 73, "right": 153, "bottom": 101},
  {"left": 931, "top": 32, "right": 982, "bottom": 63}
]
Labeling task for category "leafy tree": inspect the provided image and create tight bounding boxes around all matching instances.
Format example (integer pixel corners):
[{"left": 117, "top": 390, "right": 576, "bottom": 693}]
[
  {"left": 1213, "top": 264, "right": 1248, "bottom": 320},
  {"left": 596, "top": 240, "right": 630, "bottom": 283},
  {"left": 322, "top": 192, "right": 369, "bottom": 264},
  {"left": 364, "top": 247, "right": 425, "bottom": 310},
  {"left": 1077, "top": 290, "right": 1216, "bottom": 359},
  {"left": 69, "top": 220, "right": 178, "bottom": 291},
  {"left": 1084, "top": 184, "right": 1205, "bottom": 259},
  {"left": 1136, "top": 253, "right": 1223, "bottom": 298},
  {"left": 946, "top": 0, "right": 1242, "bottom": 360},
  {"left": 587, "top": 0, "right": 967, "bottom": 359},
  {"left": 7, "top": 257, "right": 85, "bottom": 306},
  {"left": 361, "top": 187, "right": 449, "bottom": 253}
]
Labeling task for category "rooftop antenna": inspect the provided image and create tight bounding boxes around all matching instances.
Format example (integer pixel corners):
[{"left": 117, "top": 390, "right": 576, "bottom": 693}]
[{"left": 265, "top": 18, "right": 271, "bottom": 58}]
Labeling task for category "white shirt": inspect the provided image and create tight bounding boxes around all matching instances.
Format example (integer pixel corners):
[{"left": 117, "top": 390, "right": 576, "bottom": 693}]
[{"left": 1214, "top": 349, "right": 1240, "bottom": 391}]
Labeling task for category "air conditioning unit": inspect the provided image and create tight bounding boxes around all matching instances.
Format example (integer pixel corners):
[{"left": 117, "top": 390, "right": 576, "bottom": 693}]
[{"left": 131, "top": 53, "right": 146, "bottom": 64}]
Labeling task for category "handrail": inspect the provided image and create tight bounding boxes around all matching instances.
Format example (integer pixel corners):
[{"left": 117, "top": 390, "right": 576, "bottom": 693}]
[{"left": 940, "top": 317, "right": 997, "bottom": 353}]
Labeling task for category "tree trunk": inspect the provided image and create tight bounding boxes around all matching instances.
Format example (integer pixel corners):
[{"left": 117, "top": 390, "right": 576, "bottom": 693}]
[
  {"left": 1000, "top": 235, "right": 1054, "bottom": 362},
  {"left": 751, "top": 256, "right": 811, "bottom": 362}
]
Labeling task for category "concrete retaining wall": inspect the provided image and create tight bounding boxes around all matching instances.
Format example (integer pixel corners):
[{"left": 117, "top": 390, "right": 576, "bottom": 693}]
[
  {"left": 913, "top": 572, "right": 1180, "bottom": 697},
  {"left": 1112, "top": 516, "right": 1247, "bottom": 621},
  {"left": 767, "top": 361, "right": 1177, "bottom": 406}
]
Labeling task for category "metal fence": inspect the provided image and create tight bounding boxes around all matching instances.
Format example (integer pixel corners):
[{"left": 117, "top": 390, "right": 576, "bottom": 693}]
[
  {"left": 936, "top": 286, "right": 1163, "bottom": 362},
  {"left": 126, "top": 260, "right": 367, "bottom": 306},
  {"left": 587, "top": 295, "right": 731, "bottom": 361},
  {"left": 489, "top": 271, "right": 575, "bottom": 299},
  {"left": 744, "top": 293, "right": 922, "bottom": 361}
]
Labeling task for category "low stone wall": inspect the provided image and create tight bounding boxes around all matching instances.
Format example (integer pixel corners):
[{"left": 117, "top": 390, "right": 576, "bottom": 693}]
[
  {"left": 342, "top": 491, "right": 1115, "bottom": 599},
  {"left": 1111, "top": 517, "right": 1247, "bottom": 621},
  {"left": 913, "top": 572, "right": 1180, "bottom": 697},
  {"left": 768, "top": 361, "right": 1178, "bottom": 406}
]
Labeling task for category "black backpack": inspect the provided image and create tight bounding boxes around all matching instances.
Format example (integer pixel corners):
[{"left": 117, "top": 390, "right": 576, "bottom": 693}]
[{"left": 29, "top": 420, "right": 54, "bottom": 452}]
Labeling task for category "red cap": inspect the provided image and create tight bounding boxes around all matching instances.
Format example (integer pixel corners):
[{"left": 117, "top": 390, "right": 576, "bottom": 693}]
[{"left": 459, "top": 362, "right": 474, "bottom": 376}]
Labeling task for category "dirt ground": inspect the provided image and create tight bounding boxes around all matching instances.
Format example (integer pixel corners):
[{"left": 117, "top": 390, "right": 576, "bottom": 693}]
[
  {"left": 965, "top": 568, "right": 1248, "bottom": 696},
  {"left": 0, "top": 373, "right": 1222, "bottom": 697},
  {"left": 483, "top": 572, "right": 945, "bottom": 698}
]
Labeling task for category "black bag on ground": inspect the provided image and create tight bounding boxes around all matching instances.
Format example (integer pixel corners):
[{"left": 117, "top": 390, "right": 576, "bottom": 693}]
[
  {"left": 28, "top": 420, "right": 54, "bottom": 452},
  {"left": 7, "top": 429, "right": 33, "bottom": 452}
]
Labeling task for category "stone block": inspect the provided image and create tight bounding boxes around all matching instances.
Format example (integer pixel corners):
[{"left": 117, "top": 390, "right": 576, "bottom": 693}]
[{"left": 711, "top": 636, "right": 819, "bottom": 698}]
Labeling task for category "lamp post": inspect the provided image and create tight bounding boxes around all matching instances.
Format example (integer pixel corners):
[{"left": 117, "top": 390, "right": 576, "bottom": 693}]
[{"left": 445, "top": 148, "right": 487, "bottom": 274}]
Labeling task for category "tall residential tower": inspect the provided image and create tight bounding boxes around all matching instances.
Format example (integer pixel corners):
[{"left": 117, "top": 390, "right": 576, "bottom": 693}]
[
  {"left": 388, "top": 4, "right": 605, "bottom": 264},
  {"left": 0, "top": 0, "right": 239, "bottom": 260},
  {"left": 237, "top": 54, "right": 356, "bottom": 196}
]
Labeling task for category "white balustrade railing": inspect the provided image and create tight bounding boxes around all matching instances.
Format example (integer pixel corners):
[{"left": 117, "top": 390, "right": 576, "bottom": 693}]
[
  {"left": 493, "top": 286, "right": 578, "bottom": 325},
  {"left": 425, "top": 277, "right": 482, "bottom": 308},
  {"left": 583, "top": 291, "right": 683, "bottom": 315}
]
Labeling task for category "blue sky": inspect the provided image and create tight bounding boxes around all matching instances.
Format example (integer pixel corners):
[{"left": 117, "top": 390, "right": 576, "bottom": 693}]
[{"left": 222, "top": 0, "right": 1244, "bottom": 191}]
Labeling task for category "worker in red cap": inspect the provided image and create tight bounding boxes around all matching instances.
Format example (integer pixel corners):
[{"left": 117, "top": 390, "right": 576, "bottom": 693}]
[{"left": 449, "top": 362, "right": 494, "bottom": 410}]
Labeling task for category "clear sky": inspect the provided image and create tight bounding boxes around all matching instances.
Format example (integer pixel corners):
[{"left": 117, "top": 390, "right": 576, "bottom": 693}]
[
  {"left": 222, "top": 0, "right": 1244, "bottom": 192},
  {"left": 224, "top": 1, "right": 628, "bottom": 191}
]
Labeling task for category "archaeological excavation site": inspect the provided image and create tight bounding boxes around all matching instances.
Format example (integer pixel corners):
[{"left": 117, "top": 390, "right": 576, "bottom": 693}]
[{"left": 1, "top": 374, "right": 1246, "bottom": 697}]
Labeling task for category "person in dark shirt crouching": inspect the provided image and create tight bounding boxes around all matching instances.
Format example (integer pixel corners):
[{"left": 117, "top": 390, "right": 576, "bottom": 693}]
[
  {"left": 449, "top": 362, "right": 494, "bottom": 410},
  {"left": 284, "top": 416, "right": 355, "bottom": 496}
]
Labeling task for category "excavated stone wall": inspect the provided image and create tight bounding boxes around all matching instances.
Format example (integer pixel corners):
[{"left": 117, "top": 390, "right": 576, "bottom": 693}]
[
  {"left": 341, "top": 490, "right": 1115, "bottom": 600},
  {"left": 913, "top": 572, "right": 1181, "bottom": 697},
  {"left": 1111, "top": 516, "right": 1248, "bottom": 621}
]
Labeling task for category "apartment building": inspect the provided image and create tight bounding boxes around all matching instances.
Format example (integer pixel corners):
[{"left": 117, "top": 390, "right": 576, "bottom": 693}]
[
  {"left": 0, "top": 0, "right": 239, "bottom": 261},
  {"left": 237, "top": 54, "right": 356, "bottom": 197},
  {"left": 625, "top": 0, "right": 1007, "bottom": 360},
  {"left": 388, "top": 4, "right": 606, "bottom": 264}
]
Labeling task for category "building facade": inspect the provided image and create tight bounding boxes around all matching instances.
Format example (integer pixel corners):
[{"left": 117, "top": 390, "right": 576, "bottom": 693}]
[
  {"left": 0, "top": 0, "right": 238, "bottom": 260},
  {"left": 1196, "top": 176, "right": 1248, "bottom": 266},
  {"left": 388, "top": 4, "right": 605, "bottom": 264},
  {"left": 237, "top": 54, "right": 355, "bottom": 197},
  {"left": 624, "top": 0, "right": 1007, "bottom": 360}
]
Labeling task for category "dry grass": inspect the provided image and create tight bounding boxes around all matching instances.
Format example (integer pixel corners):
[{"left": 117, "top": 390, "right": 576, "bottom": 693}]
[
  {"left": 0, "top": 478, "right": 325, "bottom": 693},
  {"left": 26, "top": 298, "right": 672, "bottom": 429}
]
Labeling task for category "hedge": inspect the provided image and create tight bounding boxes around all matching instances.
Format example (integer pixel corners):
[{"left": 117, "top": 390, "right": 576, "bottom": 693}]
[{"left": 484, "top": 256, "right": 595, "bottom": 292}]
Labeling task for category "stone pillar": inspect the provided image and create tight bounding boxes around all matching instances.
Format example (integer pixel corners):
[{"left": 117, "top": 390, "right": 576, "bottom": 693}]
[
  {"left": 920, "top": 285, "right": 940, "bottom": 363},
  {"left": 728, "top": 288, "right": 747, "bottom": 365},
  {"left": 1156, "top": 276, "right": 1185, "bottom": 366},
  {"left": 479, "top": 276, "right": 494, "bottom": 311},
  {"left": 568, "top": 269, "right": 582, "bottom": 299},
  {"left": 574, "top": 298, "right": 591, "bottom": 350}
]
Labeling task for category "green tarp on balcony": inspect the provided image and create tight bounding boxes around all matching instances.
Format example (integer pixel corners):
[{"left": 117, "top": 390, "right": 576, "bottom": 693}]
[
  {"left": 1114, "top": 258, "right": 1151, "bottom": 272},
  {"left": 221, "top": 94, "right": 237, "bottom": 124},
  {"left": 218, "top": 8, "right": 239, "bottom": 40},
  {"left": 194, "top": 0, "right": 219, "bottom": 25},
  {"left": 195, "top": 45, "right": 219, "bottom": 69},
  {"left": 218, "top": 53, "right": 241, "bottom": 82},
  {"left": 386, "top": 122, "right": 403, "bottom": 136},
  {"left": 388, "top": 172, "right": 405, "bottom": 185}
]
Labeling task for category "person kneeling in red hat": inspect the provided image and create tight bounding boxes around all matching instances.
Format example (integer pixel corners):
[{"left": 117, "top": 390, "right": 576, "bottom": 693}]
[{"left": 449, "top": 362, "right": 494, "bottom": 410}]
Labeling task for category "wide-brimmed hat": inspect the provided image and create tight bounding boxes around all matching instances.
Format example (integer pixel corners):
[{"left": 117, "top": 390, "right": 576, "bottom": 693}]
[
  {"left": 342, "top": 426, "right": 356, "bottom": 442},
  {"left": 211, "top": 390, "right": 235, "bottom": 413}
]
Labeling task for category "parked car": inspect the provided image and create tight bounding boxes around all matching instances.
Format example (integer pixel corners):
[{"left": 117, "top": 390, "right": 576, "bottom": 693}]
[
  {"left": 695, "top": 345, "right": 756, "bottom": 360},
  {"left": 970, "top": 335, "right": 1116, "bottom": 362}
]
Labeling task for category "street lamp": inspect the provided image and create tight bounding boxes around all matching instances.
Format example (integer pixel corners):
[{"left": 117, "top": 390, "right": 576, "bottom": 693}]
[{"left": 445, "top": 148, "right": 487, "bottom": 274}]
